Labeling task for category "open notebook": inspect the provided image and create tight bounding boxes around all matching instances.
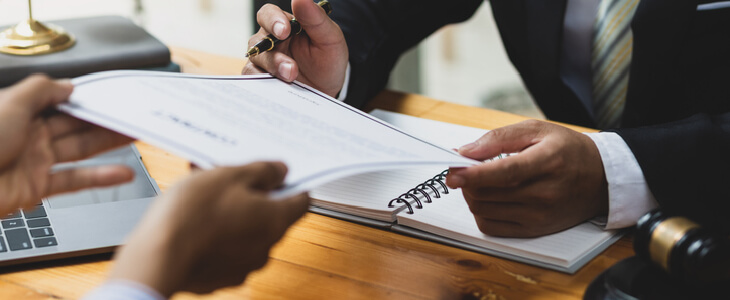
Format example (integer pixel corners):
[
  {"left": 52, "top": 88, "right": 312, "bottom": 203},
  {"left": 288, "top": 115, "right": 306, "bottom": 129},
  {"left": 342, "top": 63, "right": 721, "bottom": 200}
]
[{"left": 310, "top": 110, "right": 622, "bottom": 274}]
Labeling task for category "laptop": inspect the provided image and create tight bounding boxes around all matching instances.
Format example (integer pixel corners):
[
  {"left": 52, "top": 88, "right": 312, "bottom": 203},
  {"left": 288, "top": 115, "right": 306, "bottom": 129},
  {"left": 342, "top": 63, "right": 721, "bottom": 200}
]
[{"left": 0, "top": 144, "right": 160, "bottom": 266}]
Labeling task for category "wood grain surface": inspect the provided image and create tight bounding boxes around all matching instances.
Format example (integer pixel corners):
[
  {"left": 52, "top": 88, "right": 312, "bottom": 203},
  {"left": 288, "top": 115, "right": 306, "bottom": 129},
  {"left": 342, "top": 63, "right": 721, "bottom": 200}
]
[{"left": 0, "top": 47, "right": 634, "bottom": 300}]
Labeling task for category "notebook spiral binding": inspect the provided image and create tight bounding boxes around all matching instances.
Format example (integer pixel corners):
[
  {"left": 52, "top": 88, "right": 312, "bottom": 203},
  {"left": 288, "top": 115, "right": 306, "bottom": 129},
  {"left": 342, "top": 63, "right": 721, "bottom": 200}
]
[
  {"left": 386, "top": 154, "right": 515, "bottom": 214},
  {"left": 388, "top": 169, "right": 450, "bottom": 214}
]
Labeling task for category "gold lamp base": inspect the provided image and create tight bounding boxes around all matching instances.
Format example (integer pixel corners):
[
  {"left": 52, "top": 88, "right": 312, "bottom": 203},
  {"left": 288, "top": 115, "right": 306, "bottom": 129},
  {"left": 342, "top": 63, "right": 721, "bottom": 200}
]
[{"left": 0, "top": 19, "right": 75, "bottom": 56}]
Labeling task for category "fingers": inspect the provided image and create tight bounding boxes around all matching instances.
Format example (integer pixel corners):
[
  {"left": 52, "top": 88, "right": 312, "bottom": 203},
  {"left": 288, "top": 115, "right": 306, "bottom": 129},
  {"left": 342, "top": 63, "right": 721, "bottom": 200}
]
[
  {"left": 46, "top": 113, "right": 93, "bottom": 138},
  {"left": 472, "top": 217, "right": 530, "bottom": 238},
  {"left": 473, "top": 213, "right": 570, "bottom": 238},
  {"left": 261, "top": 192, "right": 310, "bottom": 245},
  {"left": 460, "top": 184, "right": 537, "bottom": 205},
  {"left": 291, "top": 0, "right": 342, "bottom": 45},
  {"left": 241, "top": 61, "right": 266, "bottom": 75},
  {"left": 223, "top": 161, "right": 288, "bottom": 191},
  {"left": 2, "top": 75, "right": 73, "bottom": 117},
  {"left": 248, "top": 4, "right": 299, "bottom": 81},
  {"left": 465, "top": 200, "right": 529, "bottom": 221},
  {"left": 256, "top": 4, "right": 295, "bottom": 40},
  {"left": 46, "top": 165, "right": 134, "bottom": 196},
  {"left": 246, "top": 0, "right": 346, "bottom": 85},
  {"left": 189, "top": 163, "right": 203, "bottom": 172},
  {"left": 247, "top": 45, "right": 300, "bottom": 82},
  {"left": 448, "top": 149, "right": 550, "bottom": 189},
  {"left": 0, "top": 183, "right": 41, "bottom": 216},
  {"left": 276, "top": 192, "right": 310, "bottom": 228},
  {"left": 458, "top": 120, "right": 547, "bottom": 160},
  {"left": 461, "top": 185, "right": 557, "bottom": 218},
  {"left": 449, "top": 120, "right": 558, "bottom": 189},
  {"left": 52, "top": 127, "right": 133, "bottom": 162}
]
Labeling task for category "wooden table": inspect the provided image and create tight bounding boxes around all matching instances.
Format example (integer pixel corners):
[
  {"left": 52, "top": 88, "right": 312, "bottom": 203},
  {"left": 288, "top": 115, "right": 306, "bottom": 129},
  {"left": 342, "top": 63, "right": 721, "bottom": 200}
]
[{"left": 0, "top": 47, "right": 634, "bottom": 299}]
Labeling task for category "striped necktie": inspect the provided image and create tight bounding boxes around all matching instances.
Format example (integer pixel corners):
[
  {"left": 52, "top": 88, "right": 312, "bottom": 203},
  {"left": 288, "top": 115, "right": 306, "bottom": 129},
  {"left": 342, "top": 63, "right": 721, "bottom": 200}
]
[{"left": 591, "top": 0, "right": 640, "bottom": 129}]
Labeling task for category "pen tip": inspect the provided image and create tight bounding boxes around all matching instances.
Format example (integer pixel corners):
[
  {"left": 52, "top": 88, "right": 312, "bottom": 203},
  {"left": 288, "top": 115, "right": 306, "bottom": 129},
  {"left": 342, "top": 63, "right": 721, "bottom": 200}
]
[{"left": 245, "top": 47, "right": 259, "bottom": 58}]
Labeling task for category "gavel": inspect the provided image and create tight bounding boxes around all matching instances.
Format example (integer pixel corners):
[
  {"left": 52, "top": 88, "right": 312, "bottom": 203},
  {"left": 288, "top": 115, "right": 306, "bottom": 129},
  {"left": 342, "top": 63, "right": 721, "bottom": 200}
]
[
  {"left": 584, "top": 209, "right": 729, "bottom": 300},
  {"left": 633, "top": 209, "right": 730, "bottom": 286}
]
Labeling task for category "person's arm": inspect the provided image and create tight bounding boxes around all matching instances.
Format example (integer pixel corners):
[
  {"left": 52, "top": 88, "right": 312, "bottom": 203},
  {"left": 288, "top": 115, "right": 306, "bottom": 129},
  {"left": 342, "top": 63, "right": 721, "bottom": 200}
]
[
  {"left": 609, "top": 113, "right": 730, "bottom": 233},
  {"left": 0, "top": 75, "right": 134, "bottom": 215},
  {"left": 447, "top": 112, "right": 730, "bottom": 237},
  {"left": 101, "top": 162, "right": 309, "bottom": 297},
  {"left": 328, "top": 0, "right": 483, "bottom": 108},
  {"left": 81, "top": 280, "right": 165, "bottom": 300},
  {"left": 243, "top": 0, "right": 483, "bottom": 108}
]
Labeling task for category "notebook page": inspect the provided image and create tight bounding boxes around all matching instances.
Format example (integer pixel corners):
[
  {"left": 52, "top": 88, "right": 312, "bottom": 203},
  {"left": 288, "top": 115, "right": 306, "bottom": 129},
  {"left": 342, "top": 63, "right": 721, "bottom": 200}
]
[
  {"left": 310, "top": 166, "right": 448, "bottom": 222},
  {"left": 395, "top": 193, "right": 616, "bottom": 267},
  {"left": 369, "top": 110, "right": 488, "bottom": 149},
  {"left": 310, "top": 110, "right": 487, "bottom": 221},
  {"left": 311, "top": 110, "right": 491, "bottom": 221}
]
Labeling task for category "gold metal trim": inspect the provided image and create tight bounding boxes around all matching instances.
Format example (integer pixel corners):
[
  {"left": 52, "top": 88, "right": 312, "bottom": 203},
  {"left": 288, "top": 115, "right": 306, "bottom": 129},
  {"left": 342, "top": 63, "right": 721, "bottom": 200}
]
[
  {"left": 0, "top": 19, "right": 76, "bottom": 56},
  {"left": 0, "top": 0, "right": 75, "bottom": 55},
  {"left": 318, "top": 0, "right": 332, "bottom": 15},
  {"left": 648, "top": 216, "right": 699, "bottom": 271},
  {"left": 246, "top": 47, "right": 260, "bottom": 58}
]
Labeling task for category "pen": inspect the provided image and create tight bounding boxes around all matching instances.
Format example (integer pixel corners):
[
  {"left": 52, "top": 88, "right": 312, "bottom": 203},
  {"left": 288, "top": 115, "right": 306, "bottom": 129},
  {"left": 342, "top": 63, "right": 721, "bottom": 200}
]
[{"left": 246, "top": 0, "right": 333, "bottom": 58}]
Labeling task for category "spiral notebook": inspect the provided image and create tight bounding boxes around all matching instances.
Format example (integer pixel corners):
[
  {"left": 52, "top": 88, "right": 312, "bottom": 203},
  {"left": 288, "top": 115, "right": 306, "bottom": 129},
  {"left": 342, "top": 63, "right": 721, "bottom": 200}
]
[{"left": 309, "top": 110, "right": 622, "bottom": 274}]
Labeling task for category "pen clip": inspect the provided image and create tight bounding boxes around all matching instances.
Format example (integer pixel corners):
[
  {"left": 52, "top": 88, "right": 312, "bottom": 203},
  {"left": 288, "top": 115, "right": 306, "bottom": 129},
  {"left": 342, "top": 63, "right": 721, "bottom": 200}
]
[{"left": 318, "top": 0, "right": 333, "bottom": 15}]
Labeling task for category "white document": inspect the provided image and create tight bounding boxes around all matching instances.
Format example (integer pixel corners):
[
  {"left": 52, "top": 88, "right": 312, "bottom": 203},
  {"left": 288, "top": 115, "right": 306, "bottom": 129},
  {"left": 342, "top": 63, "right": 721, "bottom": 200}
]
[
  {"left": 59, "top": 71, "right": 478, "bottom": 197},
  {"left": 370, "top": 109, "right": 489, "bottom": 149}
]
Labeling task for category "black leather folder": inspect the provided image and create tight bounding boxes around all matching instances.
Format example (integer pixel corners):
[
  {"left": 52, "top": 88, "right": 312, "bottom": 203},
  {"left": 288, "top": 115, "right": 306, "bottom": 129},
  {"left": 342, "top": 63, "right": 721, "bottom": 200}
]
[{"left": 0, "top": 15, "right": 173, "bottom": 87}]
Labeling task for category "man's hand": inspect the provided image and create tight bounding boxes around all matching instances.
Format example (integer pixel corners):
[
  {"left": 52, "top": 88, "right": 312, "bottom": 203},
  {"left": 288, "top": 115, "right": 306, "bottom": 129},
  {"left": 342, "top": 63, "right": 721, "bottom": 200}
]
[
  {"left": 109, "top": 162, "right": 310, "bottom": 297},
  {"left": 0, "top": 75, "right": 134, "bottom": 216},
  {"left": 242, "top": 0, "right": 349, "bottom": 98},
  {"left": 446, "top": 120, "right": 609, "bottom": 238}
]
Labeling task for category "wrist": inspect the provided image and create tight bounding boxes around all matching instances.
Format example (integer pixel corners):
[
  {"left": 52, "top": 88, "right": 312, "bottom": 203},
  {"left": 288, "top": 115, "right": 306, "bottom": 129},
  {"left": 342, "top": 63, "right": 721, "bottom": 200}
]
[
  {"left": 585, "top": 132, "right": 658, "bottom": 229},
  {"left": 582, "top": 132, "right": 610, "bottom": 217},
  {"left": 335, "top": 62, "right": 351, "bottom": 101},
  {"left": 109, "top": 207, "right": 185, "bottom": 297},
  {"left": 82, "top": 279, "right": 166, "bottom": 300}
]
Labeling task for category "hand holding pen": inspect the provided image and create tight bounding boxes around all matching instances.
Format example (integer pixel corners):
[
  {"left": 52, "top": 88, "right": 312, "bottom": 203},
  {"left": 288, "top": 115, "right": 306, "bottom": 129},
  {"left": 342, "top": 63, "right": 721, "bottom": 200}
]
[
  {"left": 246, "top": 0, "right": 332, "bottom": 57},
  {"left": 242, "top": 0, "right": 349, "bottom": 99}
]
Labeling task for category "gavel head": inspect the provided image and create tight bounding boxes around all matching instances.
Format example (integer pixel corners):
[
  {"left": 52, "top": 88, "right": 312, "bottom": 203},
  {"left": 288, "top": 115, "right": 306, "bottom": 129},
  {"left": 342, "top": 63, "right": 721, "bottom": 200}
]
[{"left": 633, "top": 209, "right": 730, "bottom": 286}]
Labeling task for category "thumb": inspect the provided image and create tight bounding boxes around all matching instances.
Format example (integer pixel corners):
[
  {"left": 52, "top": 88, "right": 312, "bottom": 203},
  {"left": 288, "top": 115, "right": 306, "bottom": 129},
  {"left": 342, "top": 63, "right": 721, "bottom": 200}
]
[
  {"left": 234, "top": 162, "right": 289, "bottom": 191},
  {"left": 5, "top": 75, "right": 73, "bottom": 117},
  {"left": 458, "top": 120, "right": 546, "bottom": 160},
  {"left": 277, "top": 192, "right": 310, "bottom": 228},
  {"left": 47, "top": 165, "right": 135, "bottom": 197},
  {"left": 292, "top": 0, "right": 342, "bottom": 45},
  {"left": 265, "top": 192, "right": 310, "bottom": 244}
]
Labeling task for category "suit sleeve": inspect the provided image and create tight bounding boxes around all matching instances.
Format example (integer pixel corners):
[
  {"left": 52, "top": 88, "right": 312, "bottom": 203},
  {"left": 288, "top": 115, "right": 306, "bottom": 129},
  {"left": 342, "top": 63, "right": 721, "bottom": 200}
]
[
  {"left": 610, "top": 113, "right": 730, "bottom": 233},
  {"left": 328, "top": 0, "right": 483, "bottom": 109}
]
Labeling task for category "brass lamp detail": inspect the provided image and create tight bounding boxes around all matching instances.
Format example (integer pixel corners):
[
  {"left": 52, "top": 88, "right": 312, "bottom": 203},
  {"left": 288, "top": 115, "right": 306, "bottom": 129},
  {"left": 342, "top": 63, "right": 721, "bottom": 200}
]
[{"left": 0, "top": 0, "right": 75, "bottom": 55}]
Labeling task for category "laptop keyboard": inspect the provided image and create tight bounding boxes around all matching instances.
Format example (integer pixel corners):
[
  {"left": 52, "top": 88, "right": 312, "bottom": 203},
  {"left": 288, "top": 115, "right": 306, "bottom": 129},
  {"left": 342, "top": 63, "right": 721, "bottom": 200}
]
[{"left": 0, "top": 203, "right": 57, "bottom": 253}]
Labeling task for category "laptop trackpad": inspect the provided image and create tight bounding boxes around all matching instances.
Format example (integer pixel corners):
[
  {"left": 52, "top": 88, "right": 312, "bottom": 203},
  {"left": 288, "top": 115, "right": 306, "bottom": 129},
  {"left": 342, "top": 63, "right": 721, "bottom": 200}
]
[{"left": 47, "top": 146, "right": 159, "bottom": 209}]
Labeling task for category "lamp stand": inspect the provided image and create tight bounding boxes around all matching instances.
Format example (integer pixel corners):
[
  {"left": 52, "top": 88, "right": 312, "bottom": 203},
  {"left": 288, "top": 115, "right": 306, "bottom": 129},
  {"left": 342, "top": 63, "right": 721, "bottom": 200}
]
[{"left": 0, "top": 0, "right": 75, "bottom": 55}]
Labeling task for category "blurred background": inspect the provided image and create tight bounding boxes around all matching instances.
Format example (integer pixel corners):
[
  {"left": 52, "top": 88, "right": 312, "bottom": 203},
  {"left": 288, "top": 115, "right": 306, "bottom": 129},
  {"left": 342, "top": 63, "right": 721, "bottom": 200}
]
[{"left": 0, "top": 0, "right": 542, "bottom": 118}]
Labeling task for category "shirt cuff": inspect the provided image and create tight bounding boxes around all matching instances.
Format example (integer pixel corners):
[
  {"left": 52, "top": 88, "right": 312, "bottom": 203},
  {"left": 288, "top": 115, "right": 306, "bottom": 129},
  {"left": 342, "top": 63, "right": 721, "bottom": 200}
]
[
  {"left": 81, "top": 279, "right": 166, "bottom": 300},
  {"left": 585, "top": 132, "right": 658, "bottom": 229},
  {"left": 336, "top": 62, "right": 351, "bottom": 101}
]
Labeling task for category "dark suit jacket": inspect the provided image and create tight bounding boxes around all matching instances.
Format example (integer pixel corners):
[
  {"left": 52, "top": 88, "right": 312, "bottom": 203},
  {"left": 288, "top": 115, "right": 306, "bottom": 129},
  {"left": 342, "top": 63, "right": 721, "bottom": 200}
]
[{"left": 329, "top": 0, "right": 730, "bottom": 231}]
